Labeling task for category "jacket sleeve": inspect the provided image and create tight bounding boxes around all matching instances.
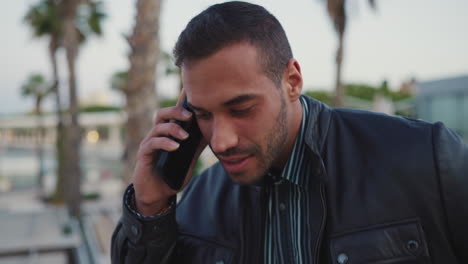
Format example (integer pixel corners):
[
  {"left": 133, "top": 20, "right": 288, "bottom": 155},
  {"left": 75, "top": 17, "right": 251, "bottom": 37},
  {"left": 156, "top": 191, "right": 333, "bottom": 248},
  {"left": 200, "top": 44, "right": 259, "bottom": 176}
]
[
  {"left": 111, "top": 185, "right": 177, "bottom": 264},
  {"left": 433, "top": 122, "right": 468, "bottom": 262}
]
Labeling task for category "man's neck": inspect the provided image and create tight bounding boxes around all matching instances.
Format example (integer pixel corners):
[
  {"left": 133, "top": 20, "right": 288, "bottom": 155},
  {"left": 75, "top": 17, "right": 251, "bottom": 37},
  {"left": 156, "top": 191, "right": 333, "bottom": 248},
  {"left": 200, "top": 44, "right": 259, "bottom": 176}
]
[{"left": 272, "top": 99, "right": 304, "bottom": 171}]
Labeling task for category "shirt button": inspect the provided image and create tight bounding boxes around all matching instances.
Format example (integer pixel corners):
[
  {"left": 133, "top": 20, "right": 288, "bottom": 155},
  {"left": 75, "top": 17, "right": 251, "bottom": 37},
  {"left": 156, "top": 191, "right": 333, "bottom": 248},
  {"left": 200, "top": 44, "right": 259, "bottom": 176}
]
[
  {"left": 407, "top": 240, "right": 419, "bottom": 251},
  {"left": 279, "top": 203, "right": 286, "bottom": 211},
  {"left": 337, "top": 253, "right": 348, "bottom": 264}
]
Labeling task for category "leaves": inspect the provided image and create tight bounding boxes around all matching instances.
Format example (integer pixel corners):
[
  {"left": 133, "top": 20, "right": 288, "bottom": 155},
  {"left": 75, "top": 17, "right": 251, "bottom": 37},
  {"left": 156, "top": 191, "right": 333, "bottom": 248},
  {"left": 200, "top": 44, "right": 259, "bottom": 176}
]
[
  {"left": 21, "top": 74, "right": 53, "bottom": 99},
  {"left": 304, "top": 81, "right": 412, "bottom": 105},
  {"left": 325, "top": 0, "right": 377, "bottom": 35},
  {"left": 110, "top": 71, "right": 128, "bottom": 92},
  {"left": 24, "top": 0, "right": 106, "bottom": 46},
  {"left": 326, "top": 0, "right": 346, "bottom": 35},
  {"left": 21, "top": 74, "right": 54, "bottom": 114},
  {"left": 305, "top": 90, "right": 333, "bottom": 105},
  {"left": 24, "top": 0, "right": 61, "bottom": 38},
  {"left": 76, "top": 0, "right": 106, "bottom": 37}
]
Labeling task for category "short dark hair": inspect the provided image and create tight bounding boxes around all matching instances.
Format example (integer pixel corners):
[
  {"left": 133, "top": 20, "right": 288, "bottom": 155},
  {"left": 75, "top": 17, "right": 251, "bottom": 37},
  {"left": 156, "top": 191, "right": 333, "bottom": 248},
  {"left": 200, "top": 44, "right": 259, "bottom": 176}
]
[{"left": 173, "top": 1, "right": 293, "bottom": 86}]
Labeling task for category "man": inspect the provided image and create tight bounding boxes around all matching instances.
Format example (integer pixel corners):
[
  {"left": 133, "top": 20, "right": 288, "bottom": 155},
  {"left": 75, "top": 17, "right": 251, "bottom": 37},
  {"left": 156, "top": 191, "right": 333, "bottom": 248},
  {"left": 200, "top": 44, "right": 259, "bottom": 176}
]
[{"left": 111, "top": 2, "right": 468, "bottom": 263}]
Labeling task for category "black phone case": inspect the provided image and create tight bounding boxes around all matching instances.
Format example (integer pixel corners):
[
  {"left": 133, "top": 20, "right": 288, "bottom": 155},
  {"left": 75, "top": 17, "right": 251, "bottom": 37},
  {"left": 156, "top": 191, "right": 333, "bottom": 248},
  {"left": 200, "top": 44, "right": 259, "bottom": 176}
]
[{"left": 153, "top": 100, "right": 202, "bottom": 190}]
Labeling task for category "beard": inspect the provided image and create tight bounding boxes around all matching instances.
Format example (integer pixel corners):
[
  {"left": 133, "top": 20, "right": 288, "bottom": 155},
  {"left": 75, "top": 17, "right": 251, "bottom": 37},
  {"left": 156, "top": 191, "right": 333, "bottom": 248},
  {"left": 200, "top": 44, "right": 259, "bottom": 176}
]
[
  {"left": 212, "top": 93, "right": 289, "bottom": 184},
  {"left": 255, "top": 93, "right": 288, "bottom": 180}
]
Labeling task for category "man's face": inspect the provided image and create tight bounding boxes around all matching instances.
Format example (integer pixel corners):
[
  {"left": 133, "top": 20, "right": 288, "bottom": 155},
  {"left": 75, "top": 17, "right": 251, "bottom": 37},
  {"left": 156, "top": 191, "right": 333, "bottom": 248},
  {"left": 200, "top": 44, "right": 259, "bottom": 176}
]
[{"left": 182, "top": 42, "right": 293, "bottom": 185}]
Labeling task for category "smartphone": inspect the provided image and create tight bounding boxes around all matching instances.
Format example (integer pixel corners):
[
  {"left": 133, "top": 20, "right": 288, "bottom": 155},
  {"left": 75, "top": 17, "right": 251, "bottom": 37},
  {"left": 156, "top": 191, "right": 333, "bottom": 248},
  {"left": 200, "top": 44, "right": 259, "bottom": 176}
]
[{"left": 153, "top": 97, "right": 203, "bottom": 190}]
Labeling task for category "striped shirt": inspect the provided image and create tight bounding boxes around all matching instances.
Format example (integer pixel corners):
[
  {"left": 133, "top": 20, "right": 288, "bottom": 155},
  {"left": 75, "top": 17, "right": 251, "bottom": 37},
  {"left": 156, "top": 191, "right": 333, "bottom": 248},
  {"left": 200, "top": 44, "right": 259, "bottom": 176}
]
[{"left": 264, "top": 95, "right": 314, "bottom": 263}]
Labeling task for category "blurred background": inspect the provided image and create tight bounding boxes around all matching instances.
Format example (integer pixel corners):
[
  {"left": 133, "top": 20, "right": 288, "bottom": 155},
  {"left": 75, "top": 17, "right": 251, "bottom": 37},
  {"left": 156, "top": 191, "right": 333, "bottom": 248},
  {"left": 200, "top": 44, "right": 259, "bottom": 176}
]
[{"left": 0, "top": 0, "right": 467, "bottom": 263}]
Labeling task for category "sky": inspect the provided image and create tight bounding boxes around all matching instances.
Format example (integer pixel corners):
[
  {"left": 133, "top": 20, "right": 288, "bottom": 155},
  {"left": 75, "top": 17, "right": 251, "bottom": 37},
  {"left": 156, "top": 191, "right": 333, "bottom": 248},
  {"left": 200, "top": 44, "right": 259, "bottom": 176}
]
[{"left": 1, "top": 0, "right": 467, "bottom": 115}]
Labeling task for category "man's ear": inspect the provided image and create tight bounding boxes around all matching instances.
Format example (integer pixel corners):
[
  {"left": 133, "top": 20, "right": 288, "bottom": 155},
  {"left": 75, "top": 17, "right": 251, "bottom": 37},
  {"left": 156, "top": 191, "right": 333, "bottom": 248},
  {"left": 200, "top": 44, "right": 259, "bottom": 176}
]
[{"left": 282, "top": 59, "right": 303, "bottom": 102}]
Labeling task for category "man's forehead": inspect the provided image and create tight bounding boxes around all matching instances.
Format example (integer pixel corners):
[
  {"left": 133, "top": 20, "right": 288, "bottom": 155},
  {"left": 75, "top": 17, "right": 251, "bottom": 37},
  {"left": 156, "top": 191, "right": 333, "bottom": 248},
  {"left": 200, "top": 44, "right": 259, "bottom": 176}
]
[{"left": 180, "top": 42, "right": 262, "bottom": 71}]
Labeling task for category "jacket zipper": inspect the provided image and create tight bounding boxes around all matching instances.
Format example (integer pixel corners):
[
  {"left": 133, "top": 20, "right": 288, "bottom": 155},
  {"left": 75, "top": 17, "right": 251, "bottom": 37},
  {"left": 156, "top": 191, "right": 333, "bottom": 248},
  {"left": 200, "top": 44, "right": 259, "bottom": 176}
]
[{"left": 313, "top": 183, "right": 327, "bottom": 264}]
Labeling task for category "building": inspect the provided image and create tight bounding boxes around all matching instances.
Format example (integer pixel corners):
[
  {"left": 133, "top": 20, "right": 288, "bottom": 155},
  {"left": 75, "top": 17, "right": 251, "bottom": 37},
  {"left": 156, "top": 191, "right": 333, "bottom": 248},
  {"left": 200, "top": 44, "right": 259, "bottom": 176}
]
[
  {"left": 0, "top": 111, "right": 125, "bottom": 152},
  {"left": 416, "top": 75, "right": 468, "bottom": 143}
]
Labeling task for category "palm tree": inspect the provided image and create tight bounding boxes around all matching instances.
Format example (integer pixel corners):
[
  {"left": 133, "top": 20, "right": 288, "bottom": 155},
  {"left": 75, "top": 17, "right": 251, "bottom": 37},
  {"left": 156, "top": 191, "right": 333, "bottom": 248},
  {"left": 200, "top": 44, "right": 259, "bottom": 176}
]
[
  {"left": 325, "top": 0, "right": 376, "bottom": 107},
  {"left": 60, "top": 0, "right": 105, "bottom": 217},
  {"left": 60, "top": 0, "right": 81, "bottom": 217},
  {"left": 122, "top": 0, "right": 162, "bottom": 183},
  {"left": 21, "top": 74, "right": 54, "bottom": 195},
  {"left": 24, "top": 0, "right": 67, "bottom": 203},
  {"left": 24, "top": 0, "right": 105, "bottom": 214}
]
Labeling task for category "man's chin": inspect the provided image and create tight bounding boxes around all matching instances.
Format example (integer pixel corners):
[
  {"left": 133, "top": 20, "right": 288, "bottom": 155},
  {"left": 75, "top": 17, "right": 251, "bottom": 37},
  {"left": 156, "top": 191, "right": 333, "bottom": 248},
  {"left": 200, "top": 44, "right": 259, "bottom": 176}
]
[{"left": 227, "top": 171, "right": 264, "bottom": 185}]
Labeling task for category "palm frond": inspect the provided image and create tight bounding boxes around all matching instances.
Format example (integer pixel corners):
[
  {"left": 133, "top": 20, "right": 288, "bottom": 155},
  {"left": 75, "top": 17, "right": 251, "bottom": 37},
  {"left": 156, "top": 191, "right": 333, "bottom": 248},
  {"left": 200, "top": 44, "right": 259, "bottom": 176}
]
[
  {"left": 24, "top": 0, "right": 61, "bottom": 38},
  {"left": 75, "top": 0, "right": 106, "bottom": 37},
  {"left": 21, "top": 74, "right": 47, "bottom": 97},
  {"left": 326, "top": 0, "right": 346, "bottom": 35}
]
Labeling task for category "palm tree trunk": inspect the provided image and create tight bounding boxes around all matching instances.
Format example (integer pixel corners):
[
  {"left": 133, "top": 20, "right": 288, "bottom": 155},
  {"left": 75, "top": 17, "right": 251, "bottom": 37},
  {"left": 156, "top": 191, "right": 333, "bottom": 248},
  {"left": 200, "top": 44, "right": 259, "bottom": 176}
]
[
  {"left": 49, "top": 38, "right": 67, "bottom": 204},
  {"left": 334, "top": 32, "right": 345, "bottom": 107},
  {"left": 62, "top": 0, "right": 82, "bottom": 217},
  {"left": 122, "top": 0, "right": 161, "bottom": 183},
  {"left": 35, "top": 98, "right": 45, "bottom": 197}
]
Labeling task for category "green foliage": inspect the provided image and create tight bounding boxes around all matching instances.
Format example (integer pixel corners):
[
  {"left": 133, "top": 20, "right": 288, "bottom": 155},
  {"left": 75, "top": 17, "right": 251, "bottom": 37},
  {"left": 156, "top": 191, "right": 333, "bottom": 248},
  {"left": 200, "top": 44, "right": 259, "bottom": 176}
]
[
  {"left": 345, "top": 81, "right": 413, "bottom": 102},
  {"left": 21, "top": 74, "right": 48, "bottom": 96},
  {"left": 304, "top": 81, "right": 413, "bottom": 107},
  {"left": 160, "top": 98, "right": 178, "bottom": 108},
  {"left": 304, "top": 90, "right": 333, "bottom": 105},
  {"left": 161, "top": 50, "right": 179, "bottom": 76},
  {"left": 82, "top": 192, "right": 100, "bottom": 200},
  {"left": 110, "top": 70, "right": 128, "bottom": 92},
  {"left": 345, "top": 84, "right": 377, "bottom": 101},
  {"left": 21, "top": 73, "right": 54, "bottom": 113},
  {"left": 74, "top": 0, "right": 107, "bottom": 43},
  {"left": 80, "top": 105, "right": 122, "bottom": 112},
  {"left": 81, "top": 1, "right": 106, "bottom": 35},
  {"left": 192, "top": 159, "right": 204, "bottom": 176},
  {"left": 24, "top": 0, "right": 60, "bottom": 38},
  {"left": 24, "top": 0, "right": 106, "bottom": 46},
  {"left": 387, "top": 91, "right": 412, "bottom": 102}
]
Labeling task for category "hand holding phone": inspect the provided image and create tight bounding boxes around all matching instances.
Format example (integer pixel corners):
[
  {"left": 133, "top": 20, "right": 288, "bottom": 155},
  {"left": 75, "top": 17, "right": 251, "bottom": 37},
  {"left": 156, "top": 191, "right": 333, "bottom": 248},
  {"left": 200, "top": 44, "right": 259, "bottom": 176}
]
[
  {"left": 153, "top": 97, "right": 203, "bottom": 190},
  {"left": 132, "top": 90, "right": 205, "bottom": 215}
]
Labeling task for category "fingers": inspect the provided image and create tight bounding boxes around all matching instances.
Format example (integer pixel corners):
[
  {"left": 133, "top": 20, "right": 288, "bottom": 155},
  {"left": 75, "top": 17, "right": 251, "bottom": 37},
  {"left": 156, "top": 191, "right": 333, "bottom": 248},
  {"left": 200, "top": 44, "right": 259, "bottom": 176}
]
[
  {"left": 143, "top": 122, "right": 189, "bottom": 144},
  {"left": 131, "top": 104, "right": 194, "bottom": 215},
  {"left": 139, "top": 137, "right": 179, "bottom": 158},
  {"left": 154, "top": 105, "right": 192, "bottom": 124},
  {"left": 140, "top": 105, "right": 194, "bottom": 152}
]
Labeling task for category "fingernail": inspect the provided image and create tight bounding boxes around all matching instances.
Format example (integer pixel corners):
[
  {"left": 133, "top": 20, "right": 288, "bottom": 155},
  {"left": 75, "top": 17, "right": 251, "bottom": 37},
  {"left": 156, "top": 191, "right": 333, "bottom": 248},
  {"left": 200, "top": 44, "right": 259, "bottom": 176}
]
[
  {"left": 170, "top": 141, "right": 180, "bottom": 149},
  {"left": 180, "top": 130, "right": 189, "bottom": 139},
  {"left": 182, "top": 110, "right": 192, "bottom": 118}
]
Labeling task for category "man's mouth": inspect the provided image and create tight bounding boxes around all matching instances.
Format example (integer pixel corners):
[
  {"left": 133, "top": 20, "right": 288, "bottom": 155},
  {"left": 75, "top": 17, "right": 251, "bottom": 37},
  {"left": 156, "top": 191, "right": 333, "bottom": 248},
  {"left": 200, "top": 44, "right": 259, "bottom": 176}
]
[{"left": 219, "top": 155, "right": 252, "bottom": 173}]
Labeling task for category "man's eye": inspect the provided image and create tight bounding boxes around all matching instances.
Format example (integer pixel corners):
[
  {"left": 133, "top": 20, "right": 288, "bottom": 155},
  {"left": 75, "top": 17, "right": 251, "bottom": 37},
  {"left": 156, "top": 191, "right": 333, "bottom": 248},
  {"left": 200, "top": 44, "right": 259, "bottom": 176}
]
[{"left": 231, "top": 107, "right": 253, "bottom": 116}]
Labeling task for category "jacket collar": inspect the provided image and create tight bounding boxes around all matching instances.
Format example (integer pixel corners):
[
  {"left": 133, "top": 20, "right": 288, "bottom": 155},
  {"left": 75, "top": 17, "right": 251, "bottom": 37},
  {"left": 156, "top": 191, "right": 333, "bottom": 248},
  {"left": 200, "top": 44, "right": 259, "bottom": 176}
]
[{"left": 301, "top": 95, "right": 332, "bottom": 184}]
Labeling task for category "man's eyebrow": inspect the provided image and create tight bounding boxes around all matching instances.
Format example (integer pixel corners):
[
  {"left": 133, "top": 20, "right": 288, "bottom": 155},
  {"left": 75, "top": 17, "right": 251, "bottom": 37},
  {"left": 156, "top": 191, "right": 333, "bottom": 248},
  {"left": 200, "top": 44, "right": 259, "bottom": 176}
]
[
  {"left": 223, "top": 94, "right": 258, "bottom": 107},
  {"left": 187, "top": 94, "right": 258, "bottom": 111},
  {"left": 186, "top": 102, "right": 205, "bottom": 112}
]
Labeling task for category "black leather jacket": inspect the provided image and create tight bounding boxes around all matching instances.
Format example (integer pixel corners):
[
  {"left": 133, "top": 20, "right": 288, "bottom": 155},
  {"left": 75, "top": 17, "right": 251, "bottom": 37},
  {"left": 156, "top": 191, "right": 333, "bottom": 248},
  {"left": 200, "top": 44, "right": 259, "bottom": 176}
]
[{"left": 111, "top": 97, "right": 468, "bottom": 264}]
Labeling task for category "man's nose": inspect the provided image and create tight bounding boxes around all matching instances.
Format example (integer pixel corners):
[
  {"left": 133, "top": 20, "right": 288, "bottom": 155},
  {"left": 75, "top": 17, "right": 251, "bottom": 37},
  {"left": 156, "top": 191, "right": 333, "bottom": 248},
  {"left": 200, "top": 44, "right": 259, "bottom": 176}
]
[{"left": 210, "top": 117, "right": 238, "bottom": 154}]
